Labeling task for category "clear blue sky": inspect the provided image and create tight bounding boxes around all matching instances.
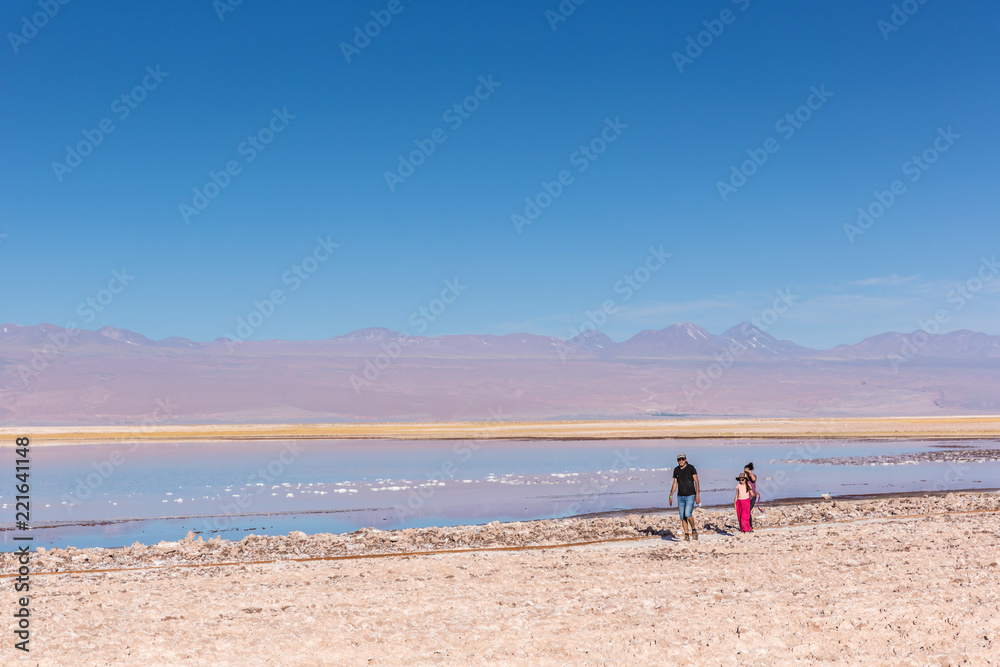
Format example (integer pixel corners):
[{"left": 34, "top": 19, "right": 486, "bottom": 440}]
[{"left": 2, "top": 0, "right": 998, "bottom": 349}]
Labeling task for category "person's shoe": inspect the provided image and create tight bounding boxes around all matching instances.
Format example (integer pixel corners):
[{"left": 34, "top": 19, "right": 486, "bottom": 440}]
[
  {"left": 692, "top": 530, "right": 698, "bottom": 541},
  {"left": 683, "top": 533, "right": 690, "bottom": 541}
]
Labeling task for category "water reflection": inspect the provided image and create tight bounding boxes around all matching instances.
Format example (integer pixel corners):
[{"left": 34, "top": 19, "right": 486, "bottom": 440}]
[{"left": 1, "top": 438, "right": 996, "bottom": 549}]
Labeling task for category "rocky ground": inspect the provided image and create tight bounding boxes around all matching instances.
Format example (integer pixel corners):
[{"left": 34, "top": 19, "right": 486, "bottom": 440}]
[
  {"left": 7, "top": 491, "right": 996, "bottom": 572},
  {"left": 4, "top": 491, "right": 999, "bottom": 665}
]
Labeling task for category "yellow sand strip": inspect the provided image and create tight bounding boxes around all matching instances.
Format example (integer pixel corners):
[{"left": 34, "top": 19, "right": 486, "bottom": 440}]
[{"left": 2, "top": 415, "right": 1000, "bottom": 445}]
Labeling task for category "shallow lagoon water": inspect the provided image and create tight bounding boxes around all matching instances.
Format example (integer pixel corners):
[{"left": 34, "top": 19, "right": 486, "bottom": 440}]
[{"left": 2, "top": 438, "right": 997, "bottom": 549}]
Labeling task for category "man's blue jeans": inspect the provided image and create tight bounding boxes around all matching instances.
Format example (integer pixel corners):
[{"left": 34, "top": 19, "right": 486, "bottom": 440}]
[{"left": 677, "top": 494, "right": 695, "bottom": 520}]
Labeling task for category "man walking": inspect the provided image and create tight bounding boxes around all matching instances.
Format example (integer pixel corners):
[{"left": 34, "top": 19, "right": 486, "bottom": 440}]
[{"left": 668, "top": 453, "right": 700, "bottom": 540}]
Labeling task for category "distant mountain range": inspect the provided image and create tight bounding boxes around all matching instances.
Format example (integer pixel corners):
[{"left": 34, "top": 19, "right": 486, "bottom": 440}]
[
  {"left": 2, "top": 322, "right": 999, "bottom": 425},
  {"left": 5, "top": 321, "right": 999, "bottom": 359}
]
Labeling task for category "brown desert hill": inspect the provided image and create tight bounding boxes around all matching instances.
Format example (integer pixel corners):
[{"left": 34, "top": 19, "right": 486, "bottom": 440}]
[
  {"left": 0, "top": 323, "right": 121, "bottom": 348},
  {"left": 566, "top": 329, "right": 616, "bottom": 356},
  {"left": 95, "top": 325, "right": 156, "bottom": 346},
  {"left": 1, "top": 322, "right": 1000, "bottom": 425},
  {"left": 610, "top": 322, "right": 814, "bottom": 359},
  {"left": 611, "top": 322, "right": 723, "bottom": 358},
  {"left": 824, "top": 329, "right": 1000, "bottom": 360},
  {"left": 719, "top": 322, "right": 815, "bottom": 357}
]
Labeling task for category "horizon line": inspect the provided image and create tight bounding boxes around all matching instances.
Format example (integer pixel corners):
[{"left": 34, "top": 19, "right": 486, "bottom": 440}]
[{"left": 2, "top": 320, "right": 998, "bottom": 352}]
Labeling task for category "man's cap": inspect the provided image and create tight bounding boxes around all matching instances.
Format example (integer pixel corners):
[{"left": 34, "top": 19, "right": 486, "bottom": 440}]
[{"left": 676, "top": 453, "right": 687, "bottom": 460}]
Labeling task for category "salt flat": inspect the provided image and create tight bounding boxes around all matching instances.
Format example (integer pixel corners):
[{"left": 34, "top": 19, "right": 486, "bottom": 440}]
[{"left": 8, "top": 492, "right": 999, "bottom": 665}]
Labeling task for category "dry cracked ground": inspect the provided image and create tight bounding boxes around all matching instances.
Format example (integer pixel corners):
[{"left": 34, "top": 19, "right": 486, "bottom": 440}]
[{"left": 3, "top": 492, "right": 999, "bottom": 665}]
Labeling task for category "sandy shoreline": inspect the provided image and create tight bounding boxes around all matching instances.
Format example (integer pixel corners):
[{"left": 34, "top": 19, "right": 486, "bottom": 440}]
[
  {"left": 6, "top": 491, "right": 998, "bottom": 665},
  {"left": 4, "top": 414, "right": 1000, "bottom": 445}
]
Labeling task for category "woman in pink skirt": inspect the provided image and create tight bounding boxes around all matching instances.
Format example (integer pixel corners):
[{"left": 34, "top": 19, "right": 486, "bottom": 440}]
[{"left": 734, "top": 474, "right": 753, "bottom": 533}]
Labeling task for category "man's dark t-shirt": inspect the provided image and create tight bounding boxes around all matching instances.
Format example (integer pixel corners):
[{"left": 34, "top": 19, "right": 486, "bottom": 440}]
[{"left": 673, "top": 464, "right": 698, "bottom": 496}]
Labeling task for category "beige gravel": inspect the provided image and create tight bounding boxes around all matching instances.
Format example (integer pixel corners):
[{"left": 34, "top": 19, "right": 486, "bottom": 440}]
[{"left": 7, "top": 492, "right": 1000, "bottom": 665}]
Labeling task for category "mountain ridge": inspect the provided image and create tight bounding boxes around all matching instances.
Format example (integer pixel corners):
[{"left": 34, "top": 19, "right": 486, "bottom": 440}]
[
  {"left": 3, "top": 321, "right": 999, "bottom": 424},
  {"left": 4, "top": 321, "right": 997, "bottom": 359}
]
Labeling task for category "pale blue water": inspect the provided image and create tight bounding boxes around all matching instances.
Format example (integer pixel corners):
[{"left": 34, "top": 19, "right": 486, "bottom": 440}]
[{"left": 2, "top": 438, "right": 997, "bottom": 549}]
